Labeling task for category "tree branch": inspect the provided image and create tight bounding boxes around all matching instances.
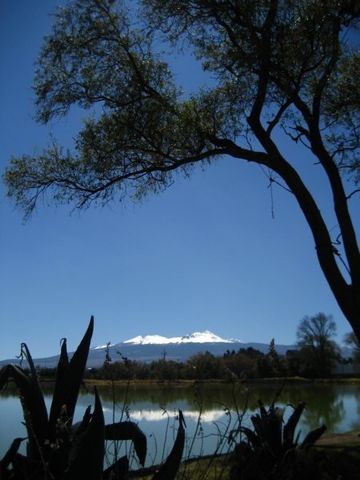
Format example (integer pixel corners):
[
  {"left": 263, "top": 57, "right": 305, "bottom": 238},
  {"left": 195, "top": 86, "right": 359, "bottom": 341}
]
[{"left": 346, "top": 188, "right": 360, "bottom": 200}]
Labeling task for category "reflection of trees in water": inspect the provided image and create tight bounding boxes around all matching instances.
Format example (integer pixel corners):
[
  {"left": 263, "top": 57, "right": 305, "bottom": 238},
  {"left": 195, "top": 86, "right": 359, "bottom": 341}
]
[
  {"left": 0, "top": 382, "right": 55, "bottom": 399},
  {"left": 94, "top": 382, "right": 360, "bottom": 433},
  {"left": 2, "top": 381, "right": 359, "bottom": 433},
  {"left": 94, "top": 382, "right": 283, "bottom": 413},
  {"left": 263, "top": 384, "right": 346, "bottom": 432},
  {"left": 94, "top": 382, "right": 248, "bottom": 411},
  {"left": 348, "top": 388, "right": 360, "bottom": 431},
  {"left": 356, "top": 394, "right": 360, "bottom": 417},
  {"left": 302, "top": 396, "right": 344, "bottom": 432}
]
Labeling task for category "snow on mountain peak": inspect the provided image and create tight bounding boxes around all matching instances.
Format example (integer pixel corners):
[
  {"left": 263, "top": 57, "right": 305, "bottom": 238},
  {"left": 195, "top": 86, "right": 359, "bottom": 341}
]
[
  {"left": 123, "top": 334, "right": 170, "bottom": 345},
  {"left": 123, "top": 330, "right": 235, "bottom": 345},
  {"left": 93, "top": 342, "right": 114, "bottom": 350}
]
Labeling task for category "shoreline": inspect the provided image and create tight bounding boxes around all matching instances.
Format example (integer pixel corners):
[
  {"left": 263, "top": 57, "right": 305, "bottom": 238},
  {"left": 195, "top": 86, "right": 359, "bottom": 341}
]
[{"left": 81, "top": 376, "right": 360, "bottom": 387}]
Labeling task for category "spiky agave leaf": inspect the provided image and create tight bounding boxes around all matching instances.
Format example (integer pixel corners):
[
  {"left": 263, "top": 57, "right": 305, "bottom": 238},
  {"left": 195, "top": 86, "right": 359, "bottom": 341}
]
[
  {"left": 152, "top": 410, "right": 186, "bottom": 480},
  {"left": 0, "top": 364, "right": 48, "bottom": 460},
  {"left": 9, "top": 452, "right": 39, "bottom": 480},
  {"left": 0, "top": 437, "right": 25, "bottom": 470},
  {"left": 19, "top": 343, "right": 37, "bottom": 380},
  {"left": 105, "top": 421, "right": 147, "bottom": 467},
  {"left": 258, "top": 400, "right": 267, "bottom": 419},
  {"left": 48, "top": 404, "right": 95, "bottom": 479},
  {"left": 103, "top": 455, "right": 129, "bottom": 480},
  {"left": 251, "top": 405, "right": 284, "bottom": 458},
  {"left": 236, "top": 426, "right": 262, "bottom": 450},
  {"left": 64, "top": 388, "right": 104, "bottom": 480},
  {"left": 300, "top": 425, "right": 327, "bottom": 448},
  {"left": 283, "top": 402, "right": 306, "bottom": 450},
  {"left": 48, "top": 316, "right": 94, "bottom": 437},
  {"left": 72, "top": 405, "right": 92, "bottom": 436},
  {"left": 47, "top": 337, "right": 69, "bottom": 439}
]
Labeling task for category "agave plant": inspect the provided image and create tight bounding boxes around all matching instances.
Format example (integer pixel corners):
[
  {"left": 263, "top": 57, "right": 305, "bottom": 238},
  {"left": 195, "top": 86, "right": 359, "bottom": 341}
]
[
  {"left": 229, "top": 401, "right": 326, "bottom": 480},
  {"left": 0, "top": 317, "right": 186, "bottom": 480}
]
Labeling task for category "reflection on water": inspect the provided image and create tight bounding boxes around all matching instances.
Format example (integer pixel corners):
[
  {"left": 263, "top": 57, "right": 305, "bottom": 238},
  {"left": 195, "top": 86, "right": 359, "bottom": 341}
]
[
  {"left": 91, "top": 382, "right": 360, "bottom": 432},
  {"left": 1, "top": 382, "right": 360, "bottom": 467}
]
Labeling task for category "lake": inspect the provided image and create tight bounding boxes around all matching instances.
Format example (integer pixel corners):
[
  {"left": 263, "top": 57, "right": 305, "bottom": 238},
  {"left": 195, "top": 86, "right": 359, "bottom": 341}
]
[{"left": 1, "top": 381, "right": 360, "bottom": 469}]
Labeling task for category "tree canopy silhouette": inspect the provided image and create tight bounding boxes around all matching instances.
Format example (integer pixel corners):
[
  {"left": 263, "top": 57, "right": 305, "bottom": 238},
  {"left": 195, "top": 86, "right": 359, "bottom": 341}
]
[
  {"left": 296, "top": 312, "right": 340, "bottom": 377},
  {"left": 4, "top": 0, "right": 360, "bottom": 339}
]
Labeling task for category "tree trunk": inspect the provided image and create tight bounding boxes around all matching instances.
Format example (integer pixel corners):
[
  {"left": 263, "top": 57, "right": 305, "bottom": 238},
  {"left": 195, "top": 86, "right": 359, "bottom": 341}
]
[{"left": 242, "top": 116, "right": 360, "bottom": 343}]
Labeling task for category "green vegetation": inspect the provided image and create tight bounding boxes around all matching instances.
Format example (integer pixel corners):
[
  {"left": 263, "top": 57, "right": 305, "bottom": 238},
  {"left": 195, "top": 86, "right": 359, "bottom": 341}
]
[
  {"left": 83, "top": 346, "right": 299, "bottom": 382},
  {"left": 4, "top": 0, "right": 360, "bottom": 343},
  {"left": 80, "top": 313, "right": 358, "bottom": 381},
  {"left": 2, "top": 1, "right": 360, "bottom": 476},
  {"left": 1, "top": 318, "right": 360, "bottom": 479},
  {"left": 344, "top": 332, "right": 360, "bottom": 364},
  {"left": 295, "top": 313, "right": 340, "bottom": 378}
]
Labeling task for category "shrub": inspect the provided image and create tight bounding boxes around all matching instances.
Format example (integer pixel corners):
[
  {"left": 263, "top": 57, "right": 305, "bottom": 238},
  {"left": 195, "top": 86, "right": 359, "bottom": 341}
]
[{"left": 229, "top": 401, "right": 326, "bottom": 480}]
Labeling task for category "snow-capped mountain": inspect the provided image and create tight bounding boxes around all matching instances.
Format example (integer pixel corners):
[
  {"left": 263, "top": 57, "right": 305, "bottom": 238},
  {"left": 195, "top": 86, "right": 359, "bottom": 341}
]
[
  {"left": 123, "top": 330, "right": 237, "bottom": 345},
  {"left": 0, "top": 331, "right": 295, "bottom": 368}
]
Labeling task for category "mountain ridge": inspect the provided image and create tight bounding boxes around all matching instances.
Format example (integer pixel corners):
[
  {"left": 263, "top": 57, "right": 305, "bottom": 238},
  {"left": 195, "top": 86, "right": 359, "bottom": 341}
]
[
  {"left": 92, "top": 330, "right": 237, "bottom": 350},
  {"left": 0, "top": 329, "right": 296, "bottom": 368},
  {"left": 110, "top": 330, "right": 238, "bottom": 346}
]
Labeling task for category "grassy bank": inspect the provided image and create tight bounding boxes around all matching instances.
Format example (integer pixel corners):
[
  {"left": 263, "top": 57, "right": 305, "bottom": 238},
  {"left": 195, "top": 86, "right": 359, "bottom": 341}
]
[
  {"left": 125, "top": 439, "right": 360, "bottom": 479},
  {"left": 81, "top": 376, "right": 360, "bottom": 387}
]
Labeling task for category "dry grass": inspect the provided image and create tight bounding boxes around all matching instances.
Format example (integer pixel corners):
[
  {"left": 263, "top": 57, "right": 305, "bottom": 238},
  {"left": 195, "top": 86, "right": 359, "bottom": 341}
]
[{"left": 128, "top": 454, "right": 232, "bottom": 479}]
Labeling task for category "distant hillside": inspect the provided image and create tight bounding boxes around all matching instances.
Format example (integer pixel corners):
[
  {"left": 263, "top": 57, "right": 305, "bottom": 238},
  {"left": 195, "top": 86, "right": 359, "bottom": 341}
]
[{"left": 0, "top": 330, "right": 296, "bottom": 368}]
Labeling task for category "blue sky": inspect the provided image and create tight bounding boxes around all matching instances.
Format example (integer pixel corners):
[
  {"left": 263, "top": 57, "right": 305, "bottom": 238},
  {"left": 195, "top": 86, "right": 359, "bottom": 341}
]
[{"left": 0, "top": 1, "right": 359, "bottom": 359}]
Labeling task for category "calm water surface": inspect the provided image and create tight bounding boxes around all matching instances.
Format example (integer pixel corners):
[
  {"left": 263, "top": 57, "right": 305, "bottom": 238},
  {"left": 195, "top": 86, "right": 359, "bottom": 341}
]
[{"left": 1, "top": 382, "right": 360, "bottom": 468}]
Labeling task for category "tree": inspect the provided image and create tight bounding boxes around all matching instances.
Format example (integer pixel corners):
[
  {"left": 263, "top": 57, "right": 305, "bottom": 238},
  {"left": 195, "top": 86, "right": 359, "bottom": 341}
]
[
  {"left": 256, "top": 339, "right": 283, "bottom": 377},
  {"left": 296, "top": 312, "right": 340, "bottom": 377},
  {"left": 223, "top": 347, "right": 263, "bottom": 378},
  {"left": 267, "top": 338, "right": 283, "bottom": 375},
  {"left": 344, "top": 331, "right": 360, "bottom": 364},
  {"left": 3, "top": 1, "right": 360, "bottom": 338},
  {"left": 187, "top": 351, "right": 225, "bottom": 379}
]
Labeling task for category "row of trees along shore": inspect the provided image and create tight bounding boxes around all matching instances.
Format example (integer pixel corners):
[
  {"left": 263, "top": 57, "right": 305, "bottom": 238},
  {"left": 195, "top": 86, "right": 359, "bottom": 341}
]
[{"left": 37, "top": 313, "right": 360, "bottom": 381}]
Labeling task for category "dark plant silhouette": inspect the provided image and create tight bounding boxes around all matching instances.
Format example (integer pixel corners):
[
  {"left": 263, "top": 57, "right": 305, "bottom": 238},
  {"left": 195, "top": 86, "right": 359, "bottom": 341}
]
[
  {"left": 0, "top": 317, "right": 185, "bottom": 480},
  {"left": 229, "top": 401, "right": 326, "bottom": 480}
]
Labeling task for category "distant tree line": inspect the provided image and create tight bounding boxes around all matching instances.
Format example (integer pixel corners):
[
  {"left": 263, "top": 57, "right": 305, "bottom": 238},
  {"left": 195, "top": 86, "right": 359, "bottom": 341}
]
[{"left": 38, "top": 313, "right": 359, "bottom": 381}]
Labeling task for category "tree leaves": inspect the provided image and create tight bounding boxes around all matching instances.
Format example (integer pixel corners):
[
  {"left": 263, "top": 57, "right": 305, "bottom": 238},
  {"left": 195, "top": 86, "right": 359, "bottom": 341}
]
[
  {"left": 3, "top": 0, "right": 360, "bottom": 341},
  {"left": 296, "top": 313, "right": 340, "bottom": 377}
]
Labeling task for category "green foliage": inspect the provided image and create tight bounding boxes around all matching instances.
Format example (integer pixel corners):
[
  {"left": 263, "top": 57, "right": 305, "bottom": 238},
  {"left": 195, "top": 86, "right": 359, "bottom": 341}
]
[
  {"left": 4, "top": 0, "right": 360, "bottom": 212},
  {"left": 344, "top": 331, "right": 360, "bottom": 364},
  {"left": 84, "top": 332, "right": 348, "bottom": 381},
  {"left": 296, "top": 313, "right": 340, "bottom": 377},
  {"left": 0, "top": 317, "right": 186, "bottom": 480},
  {"left": 187, "top": 351, "right": 226, "bottom": 380},
  {"left": 256, "top": 339, "right": 285, "bottom": 378},
  {"left": 3, "top": 0, "right": 360, "bottom": 344},
  {"left": 229, "top": 401, "right": 326, "bottom": 480},
  {"left": 223, "top": 348, "right": 263, "bottom": 379}
]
